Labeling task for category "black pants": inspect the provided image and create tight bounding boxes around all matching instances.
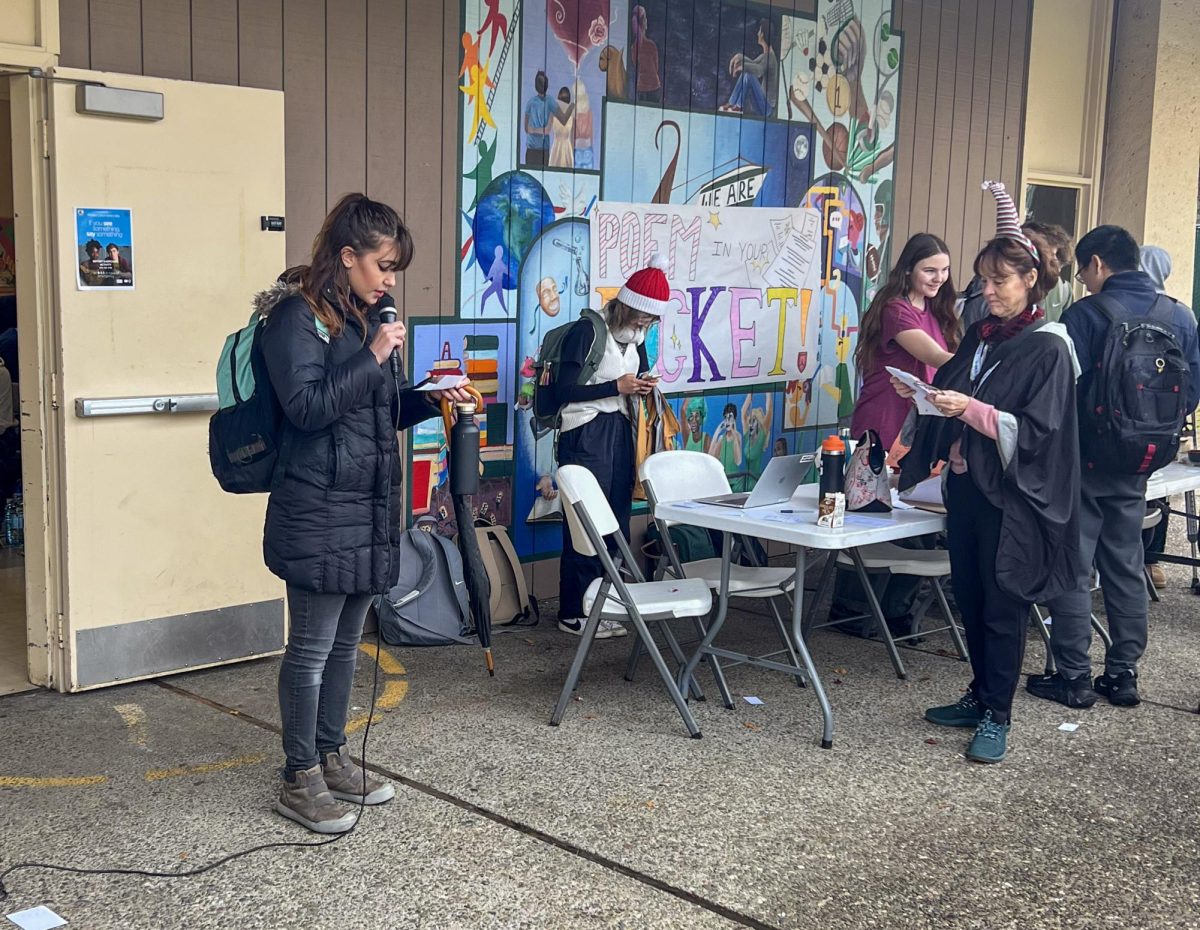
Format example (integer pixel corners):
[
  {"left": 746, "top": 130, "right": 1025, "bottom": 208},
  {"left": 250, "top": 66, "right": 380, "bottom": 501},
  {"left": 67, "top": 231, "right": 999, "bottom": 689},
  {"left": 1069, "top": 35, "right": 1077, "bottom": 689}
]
[
  {"left": 946, "top": 471, "right": 1030, "bottom": 724},
  {"left": 557, "top": 412, "right": 634, "bottom": 619}
]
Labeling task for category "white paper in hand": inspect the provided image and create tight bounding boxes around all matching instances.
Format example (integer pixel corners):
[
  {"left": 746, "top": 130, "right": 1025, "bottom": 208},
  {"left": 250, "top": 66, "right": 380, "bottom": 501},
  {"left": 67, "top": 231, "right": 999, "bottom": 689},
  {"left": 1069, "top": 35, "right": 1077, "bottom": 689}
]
[
  {"left": 414, "top": 374, "right": 469, "bottom": 392},
  {"left": 885, "top": 366, "right": 946, "bottom": 417}
]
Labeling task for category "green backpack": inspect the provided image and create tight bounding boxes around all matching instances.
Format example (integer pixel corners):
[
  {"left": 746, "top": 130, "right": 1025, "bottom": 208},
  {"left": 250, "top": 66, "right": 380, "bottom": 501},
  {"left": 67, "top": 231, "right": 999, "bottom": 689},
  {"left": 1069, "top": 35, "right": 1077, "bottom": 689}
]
[{"left": 530, "top": 307, "right": 608, "bottom": 434}]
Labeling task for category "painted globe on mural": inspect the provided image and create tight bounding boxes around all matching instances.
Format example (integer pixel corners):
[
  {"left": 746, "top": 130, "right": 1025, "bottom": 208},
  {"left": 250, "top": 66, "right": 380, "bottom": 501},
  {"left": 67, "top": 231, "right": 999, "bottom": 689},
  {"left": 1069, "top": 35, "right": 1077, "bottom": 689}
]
[{"left": 472, "top": 171, "right": 557, "bottom": 290}]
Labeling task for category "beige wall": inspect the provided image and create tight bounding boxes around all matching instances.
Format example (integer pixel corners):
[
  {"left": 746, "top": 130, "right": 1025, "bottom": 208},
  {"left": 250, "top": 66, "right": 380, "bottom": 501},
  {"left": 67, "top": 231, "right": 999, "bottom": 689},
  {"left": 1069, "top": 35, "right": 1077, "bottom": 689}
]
[
  {"left": 1101, "top": 0, "right": 1200, "bottom": 301},
  {"left": 0, "top": 0, "right": 58, "bottom": 68}
]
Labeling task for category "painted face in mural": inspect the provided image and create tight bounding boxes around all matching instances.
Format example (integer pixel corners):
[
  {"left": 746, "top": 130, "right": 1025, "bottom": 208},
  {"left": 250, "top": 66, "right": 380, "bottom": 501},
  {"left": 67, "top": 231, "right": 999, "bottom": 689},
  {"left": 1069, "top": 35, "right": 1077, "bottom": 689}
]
[
  {"left": 536, "top": 277, "right": 562, "bottom": 317},
  {"left": 907, "top": 252, "right": 951, "bottom": 303},
  {"left": 341, "top": 240, "right": 401, "bottom": 306}
]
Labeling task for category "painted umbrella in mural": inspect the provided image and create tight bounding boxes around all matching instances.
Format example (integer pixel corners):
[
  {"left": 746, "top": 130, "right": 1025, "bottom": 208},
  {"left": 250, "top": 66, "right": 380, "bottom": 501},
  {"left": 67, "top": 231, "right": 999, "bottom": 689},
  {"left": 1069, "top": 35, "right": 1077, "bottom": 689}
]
[{"left": 441, "top": 389, "right": 495, "bottom": 675}]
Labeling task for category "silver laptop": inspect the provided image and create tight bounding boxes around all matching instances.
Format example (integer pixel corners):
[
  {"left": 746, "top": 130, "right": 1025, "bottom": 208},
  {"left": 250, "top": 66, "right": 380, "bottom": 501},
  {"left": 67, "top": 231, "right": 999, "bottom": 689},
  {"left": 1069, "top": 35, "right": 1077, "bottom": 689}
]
[{"left": 697, "top": 453, "right": 816, "bottom": 509}]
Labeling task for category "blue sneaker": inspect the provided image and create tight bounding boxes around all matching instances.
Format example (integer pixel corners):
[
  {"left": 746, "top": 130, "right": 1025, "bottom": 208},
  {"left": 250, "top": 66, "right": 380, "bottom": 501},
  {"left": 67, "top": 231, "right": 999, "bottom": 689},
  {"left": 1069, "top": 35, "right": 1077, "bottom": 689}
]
[
  {"left": 966, "top": 710, "right": 1010, "bottom": 764},
  {"left": 924, "top": 691, "right": 984, "bottom": 728}
]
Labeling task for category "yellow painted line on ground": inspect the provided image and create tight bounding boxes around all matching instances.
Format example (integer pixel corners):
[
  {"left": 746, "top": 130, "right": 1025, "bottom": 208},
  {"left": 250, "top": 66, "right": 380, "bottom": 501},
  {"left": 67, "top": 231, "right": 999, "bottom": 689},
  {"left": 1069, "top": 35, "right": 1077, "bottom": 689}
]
[
  {"left": 0, "top": 775, "right": 108, "bottom": 788},
  {"left": 345, "top": 680, "right": 409, "bottom": 734},
  {"left": 144, "top": 752, "right": 268, "bottom": 782},
  {"left": 358, "top": 642, "right": 406, "bottom": 676}
]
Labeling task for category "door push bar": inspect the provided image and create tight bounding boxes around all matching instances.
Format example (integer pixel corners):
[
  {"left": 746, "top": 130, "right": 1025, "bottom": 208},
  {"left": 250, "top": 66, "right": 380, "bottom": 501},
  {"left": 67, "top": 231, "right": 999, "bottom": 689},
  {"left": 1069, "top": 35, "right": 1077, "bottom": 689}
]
[{"left": 74, "top": 394, "right": 219, "bottom": 418}]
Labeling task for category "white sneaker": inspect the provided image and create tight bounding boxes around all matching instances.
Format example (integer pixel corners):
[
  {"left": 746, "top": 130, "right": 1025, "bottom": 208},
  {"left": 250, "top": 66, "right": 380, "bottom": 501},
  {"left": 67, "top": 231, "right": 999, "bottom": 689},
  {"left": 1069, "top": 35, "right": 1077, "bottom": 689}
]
[{"left": 557, "top": 618, "right": 628, "bottom": 638}]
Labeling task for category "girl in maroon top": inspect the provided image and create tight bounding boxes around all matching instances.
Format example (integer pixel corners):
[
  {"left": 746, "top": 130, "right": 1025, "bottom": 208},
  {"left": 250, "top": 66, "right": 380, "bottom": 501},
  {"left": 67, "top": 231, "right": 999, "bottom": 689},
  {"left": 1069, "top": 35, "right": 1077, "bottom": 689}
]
[{"left": 850, "top": 234, "right": 960, "bottom": 448}]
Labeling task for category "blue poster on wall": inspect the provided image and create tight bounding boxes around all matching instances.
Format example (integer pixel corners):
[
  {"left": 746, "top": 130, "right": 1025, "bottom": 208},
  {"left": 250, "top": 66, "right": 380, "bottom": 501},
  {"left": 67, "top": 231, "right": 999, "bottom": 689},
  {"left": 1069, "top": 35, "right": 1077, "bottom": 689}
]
[{"left": 75, "top": 207, "right": 135, "bottom": 290}]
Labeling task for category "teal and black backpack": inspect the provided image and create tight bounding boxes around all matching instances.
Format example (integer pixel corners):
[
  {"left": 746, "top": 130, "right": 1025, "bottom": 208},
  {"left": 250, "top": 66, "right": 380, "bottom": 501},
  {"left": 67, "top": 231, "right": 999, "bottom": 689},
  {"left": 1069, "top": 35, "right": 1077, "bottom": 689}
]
[
  {"left": 530, "top": 307, "right": 608, "bottom": 434},
  {"left": 208, "top": 307, "right": 329, "bottom": 494}
]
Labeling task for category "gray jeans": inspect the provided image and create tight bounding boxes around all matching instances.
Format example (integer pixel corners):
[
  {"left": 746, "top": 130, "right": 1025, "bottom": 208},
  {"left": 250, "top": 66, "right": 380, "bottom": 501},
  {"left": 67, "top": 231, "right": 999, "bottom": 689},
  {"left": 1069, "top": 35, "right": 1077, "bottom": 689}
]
[
  {"left": 1045, "top": 469, "right": 1148, "bottom": 678},
  {"left": 278, "top": 585, "right": 373, "bottom": 773}
]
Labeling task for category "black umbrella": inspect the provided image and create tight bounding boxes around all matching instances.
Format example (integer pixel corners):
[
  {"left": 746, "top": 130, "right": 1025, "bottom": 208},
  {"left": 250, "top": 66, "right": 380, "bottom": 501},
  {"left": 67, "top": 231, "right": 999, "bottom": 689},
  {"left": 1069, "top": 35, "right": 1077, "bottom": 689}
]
[{"left": 442, "top": 390, "right": 494, "bottom": 675}]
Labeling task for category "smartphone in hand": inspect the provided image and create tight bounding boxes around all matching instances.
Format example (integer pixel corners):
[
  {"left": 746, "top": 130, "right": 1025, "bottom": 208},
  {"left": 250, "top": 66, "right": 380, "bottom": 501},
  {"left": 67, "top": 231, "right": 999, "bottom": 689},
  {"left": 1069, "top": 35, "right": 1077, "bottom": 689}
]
[{"left": 638, "top": 371, "right": 661, "bottom": 382}]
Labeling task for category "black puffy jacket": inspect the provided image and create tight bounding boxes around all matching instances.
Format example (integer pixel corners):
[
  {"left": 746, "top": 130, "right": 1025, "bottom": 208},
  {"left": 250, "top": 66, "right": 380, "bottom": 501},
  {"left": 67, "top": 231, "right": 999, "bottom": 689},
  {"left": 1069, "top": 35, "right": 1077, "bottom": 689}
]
[{"left": 257, "top": 283, "right": 436, "bottom": 594}]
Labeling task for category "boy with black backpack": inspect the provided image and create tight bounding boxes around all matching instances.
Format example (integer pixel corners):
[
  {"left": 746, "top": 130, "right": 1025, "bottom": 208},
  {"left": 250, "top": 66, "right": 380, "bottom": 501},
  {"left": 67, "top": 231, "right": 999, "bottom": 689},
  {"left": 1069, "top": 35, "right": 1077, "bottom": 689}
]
[{"left": 1027, "top": 226, "right": 1200, "bottom": 709}]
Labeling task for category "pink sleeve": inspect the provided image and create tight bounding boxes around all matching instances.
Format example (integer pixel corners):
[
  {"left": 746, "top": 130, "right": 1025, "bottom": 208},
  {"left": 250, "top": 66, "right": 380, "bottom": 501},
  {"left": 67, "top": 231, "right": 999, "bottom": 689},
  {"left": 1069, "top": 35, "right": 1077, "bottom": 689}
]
[
  {"left": 879, "top": 300, "right": 925, "bottom": 348},
  {"left": 959, "top": 398, "right": 999, "bottom": 439}
]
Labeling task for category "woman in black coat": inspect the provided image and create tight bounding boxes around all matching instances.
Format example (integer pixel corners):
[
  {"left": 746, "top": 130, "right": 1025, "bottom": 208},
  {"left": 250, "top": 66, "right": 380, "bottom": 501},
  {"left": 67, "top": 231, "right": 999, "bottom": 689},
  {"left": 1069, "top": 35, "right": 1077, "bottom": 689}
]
[{"left": 258, "top": 193, "right": 471, "bottom": 833}]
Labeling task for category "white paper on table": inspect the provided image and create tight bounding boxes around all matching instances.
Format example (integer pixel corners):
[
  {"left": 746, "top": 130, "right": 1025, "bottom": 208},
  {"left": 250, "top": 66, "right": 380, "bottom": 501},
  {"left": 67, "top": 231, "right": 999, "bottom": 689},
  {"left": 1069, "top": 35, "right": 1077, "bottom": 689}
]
[
  {"left": 899, "top": 476, "right": 944, "bottom": 509},
  {"left": 889, "top": 490, "right": 915, "bottom": 510},
  {"left": 841, "top": 513, "right": 897, "bottom": 529},
  {"left": 6, "top": 906, "right": 68, "bottom": 930},
  {"left": 885, "top": 366, "right": 946, "bottom": 417},
  {"left": 414, "top": 374, "right": 470, "bottom": 392}
]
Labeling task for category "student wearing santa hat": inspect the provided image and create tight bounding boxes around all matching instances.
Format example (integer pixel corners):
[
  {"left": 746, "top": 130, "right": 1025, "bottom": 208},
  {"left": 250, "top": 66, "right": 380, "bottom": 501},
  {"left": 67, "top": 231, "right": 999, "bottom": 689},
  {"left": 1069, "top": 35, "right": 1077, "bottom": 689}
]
[{"left": 549, "top": 255, "right": 668, "bottom": 637}]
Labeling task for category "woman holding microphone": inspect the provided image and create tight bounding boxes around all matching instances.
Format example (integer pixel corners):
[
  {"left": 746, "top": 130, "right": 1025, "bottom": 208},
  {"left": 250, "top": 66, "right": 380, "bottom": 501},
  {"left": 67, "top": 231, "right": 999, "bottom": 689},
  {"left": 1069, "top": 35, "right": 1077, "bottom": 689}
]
[{"left": 258, "top": 193, "right": 471, "bottom": 832}]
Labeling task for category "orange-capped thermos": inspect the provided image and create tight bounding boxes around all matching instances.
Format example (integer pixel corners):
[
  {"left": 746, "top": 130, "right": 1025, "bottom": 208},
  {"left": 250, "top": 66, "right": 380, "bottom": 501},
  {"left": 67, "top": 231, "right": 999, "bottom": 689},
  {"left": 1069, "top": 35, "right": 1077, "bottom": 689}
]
[{"left": 819, "top": 435, "right": 846, "bottom": 497}]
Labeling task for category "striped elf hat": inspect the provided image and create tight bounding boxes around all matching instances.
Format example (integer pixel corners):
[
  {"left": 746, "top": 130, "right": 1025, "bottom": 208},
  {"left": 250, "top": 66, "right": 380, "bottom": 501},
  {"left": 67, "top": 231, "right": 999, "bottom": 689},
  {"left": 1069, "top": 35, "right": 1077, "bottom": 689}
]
[{"left": 981, "top": 180, "right": 1040, "bottom": 265}]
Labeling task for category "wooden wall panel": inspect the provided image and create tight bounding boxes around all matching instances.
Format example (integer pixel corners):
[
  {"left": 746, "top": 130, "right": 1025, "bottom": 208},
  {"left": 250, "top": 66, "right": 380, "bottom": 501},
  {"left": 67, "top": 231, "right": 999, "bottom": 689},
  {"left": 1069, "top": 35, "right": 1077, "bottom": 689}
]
[
  {"left": 401, "top": 0, "right": 444, "bottom": 316},
  {"left": 88, "top": 0, "right": 142, "bottom": 74},
  {"left": 325, "top": 0, "right": 367, "bottom": 203},
  {"left": 890, "top": 0, "right": 1032, "bottom": 284},
  {"left": 192, "top": 0, "right": 240, "bottom": 85},
  {"left": 365, "top": 0, "right": 407, "bottom": 269},
  {"left": 141, "top": 0, "right": 191, "bottom": 80},
  {"left": 58, "top": 0, "right": 91, "bottom": 68},
  {"left": 281, "top": 0, "right": 326, "bottom": 267},
  {"left": 238, "top": 0, "right": 284, "bottom": 91}
]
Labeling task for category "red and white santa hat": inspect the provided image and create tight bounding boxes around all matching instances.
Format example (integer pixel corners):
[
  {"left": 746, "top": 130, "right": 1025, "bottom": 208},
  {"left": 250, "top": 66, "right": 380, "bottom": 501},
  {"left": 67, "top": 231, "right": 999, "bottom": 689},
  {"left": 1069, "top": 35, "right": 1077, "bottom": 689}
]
[
  {"left": 981, "top": 180, "right": 1040, "bottom": 265},
  {"left": 616, "top": 252, "right": 671, "bottom": 316}
]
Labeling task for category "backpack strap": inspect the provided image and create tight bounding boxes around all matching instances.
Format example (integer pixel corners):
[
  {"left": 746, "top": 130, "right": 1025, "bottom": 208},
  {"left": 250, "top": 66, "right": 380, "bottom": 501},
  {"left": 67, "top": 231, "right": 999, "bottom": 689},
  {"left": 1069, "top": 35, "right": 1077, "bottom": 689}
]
[
  {"left": 429, "top": 531, "right": 473, "bottom": 628},
  {"left": 577, "top": 307, "right": 609, "bottom": 385},
  {"left": 1089, "top": 292, "right": 1127, "bottom": 327}
]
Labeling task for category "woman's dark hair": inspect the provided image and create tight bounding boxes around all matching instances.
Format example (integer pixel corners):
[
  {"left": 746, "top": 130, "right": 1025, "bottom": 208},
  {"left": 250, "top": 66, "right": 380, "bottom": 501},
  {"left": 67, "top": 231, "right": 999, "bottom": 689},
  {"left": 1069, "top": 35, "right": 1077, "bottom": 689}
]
[
  {"left": 84, "top": 239, "right": 101, "bottom": 253},
  {"left": 1022, "top": 221, "right": 1073, "bottom": 285},
  {"left": 854, "top": 233, "right": 958, "bottom": 373},
  {"left": 973, "top": 233, "right": 1062, "bottom": 306},
  {"left": 534, "top": 71, "right": 549, "bottom": 95},
  {"left": 722, "top": 403, "right": 737, "bottom": 418},
  {"left": 299, "top": 193, "right": 413, "bottom": 340},
  {"left": 558, "top": 86, "right": 571, "bottom": 103}
]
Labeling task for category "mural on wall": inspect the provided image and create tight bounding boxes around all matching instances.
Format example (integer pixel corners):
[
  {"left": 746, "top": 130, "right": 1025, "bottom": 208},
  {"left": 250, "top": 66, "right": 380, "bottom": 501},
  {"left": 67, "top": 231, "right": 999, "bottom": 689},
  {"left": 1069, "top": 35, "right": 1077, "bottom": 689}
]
[{"left": 453, "top": 0, "right": 905, "bottom": 561}]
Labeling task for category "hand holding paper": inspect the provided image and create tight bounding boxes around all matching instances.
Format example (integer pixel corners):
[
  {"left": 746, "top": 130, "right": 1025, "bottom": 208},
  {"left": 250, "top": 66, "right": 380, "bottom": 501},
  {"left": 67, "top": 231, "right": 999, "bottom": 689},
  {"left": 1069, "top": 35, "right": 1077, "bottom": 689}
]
[{"left": 886, "top": 366, "right": 946, "bottom": 418}]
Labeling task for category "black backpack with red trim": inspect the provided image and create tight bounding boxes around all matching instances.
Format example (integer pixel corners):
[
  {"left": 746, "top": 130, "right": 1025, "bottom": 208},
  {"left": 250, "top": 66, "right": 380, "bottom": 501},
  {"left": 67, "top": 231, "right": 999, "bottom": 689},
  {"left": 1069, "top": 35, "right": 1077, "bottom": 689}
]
[{"left": 1080, "top": 293, "right": 1190, "bottom": 475}]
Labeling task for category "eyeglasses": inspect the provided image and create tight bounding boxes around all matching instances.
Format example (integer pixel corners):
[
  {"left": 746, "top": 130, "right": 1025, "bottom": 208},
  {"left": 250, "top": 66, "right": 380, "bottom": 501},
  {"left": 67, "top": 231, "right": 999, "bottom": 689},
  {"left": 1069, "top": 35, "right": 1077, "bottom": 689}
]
[{"left": 1074, "top": 270, "right": 1086, "bottom": 284}]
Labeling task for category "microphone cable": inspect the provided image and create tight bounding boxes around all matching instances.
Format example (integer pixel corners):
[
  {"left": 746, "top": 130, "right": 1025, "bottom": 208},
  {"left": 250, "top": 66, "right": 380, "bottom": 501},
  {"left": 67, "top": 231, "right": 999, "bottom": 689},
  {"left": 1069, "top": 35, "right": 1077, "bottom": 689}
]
[{"left": 0, "top": 339, "right": 405, "bottom": 906}]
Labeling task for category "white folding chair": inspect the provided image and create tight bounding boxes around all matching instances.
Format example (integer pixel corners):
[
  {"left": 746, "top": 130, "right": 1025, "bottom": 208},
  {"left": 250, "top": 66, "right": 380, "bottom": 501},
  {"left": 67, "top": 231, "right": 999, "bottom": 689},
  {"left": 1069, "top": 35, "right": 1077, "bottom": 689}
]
[
  {"left": 550, "top": 464, "right": 712, "bottom": 738},
  {"left": 805, "top": 542, "right": 969, "bottom": 678},
  {"left": 636, "top": 450, "right": 806, "bottom": 707}
]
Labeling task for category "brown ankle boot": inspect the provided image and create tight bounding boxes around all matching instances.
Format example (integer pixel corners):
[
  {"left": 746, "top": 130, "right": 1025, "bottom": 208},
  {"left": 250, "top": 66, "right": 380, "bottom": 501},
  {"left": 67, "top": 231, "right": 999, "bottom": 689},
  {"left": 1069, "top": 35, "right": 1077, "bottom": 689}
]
[
  {"left": 273, "top": 764, "right": 357, "bottom": 834},
  {"left": 321, "top": 745, "right": 395, "bottom": 805}
]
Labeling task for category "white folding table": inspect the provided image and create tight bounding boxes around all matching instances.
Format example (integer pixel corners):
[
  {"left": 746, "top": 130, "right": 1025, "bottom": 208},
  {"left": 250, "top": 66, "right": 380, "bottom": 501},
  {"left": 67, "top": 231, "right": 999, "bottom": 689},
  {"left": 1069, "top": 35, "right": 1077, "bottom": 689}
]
[
  {"left": 655, "top": 485, "right": 947, "bottom": 748},
  {"left": 1144, "top": 461, "right": 1200, "bottom": 593}
]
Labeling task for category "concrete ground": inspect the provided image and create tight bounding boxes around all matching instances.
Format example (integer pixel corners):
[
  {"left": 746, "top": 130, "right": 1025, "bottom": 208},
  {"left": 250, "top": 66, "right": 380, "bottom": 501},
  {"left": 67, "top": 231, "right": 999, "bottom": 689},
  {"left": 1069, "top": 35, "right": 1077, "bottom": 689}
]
[{"left": 2, "top": 535, "right": 1198, "bottom": 929}]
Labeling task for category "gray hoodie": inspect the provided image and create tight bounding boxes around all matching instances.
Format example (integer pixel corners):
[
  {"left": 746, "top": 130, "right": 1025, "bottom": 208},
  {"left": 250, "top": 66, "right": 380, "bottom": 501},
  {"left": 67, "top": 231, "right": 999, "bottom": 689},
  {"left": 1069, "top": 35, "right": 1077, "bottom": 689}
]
[{"left": 1139, "top": 245, "right": 1171, "bottom": 293}]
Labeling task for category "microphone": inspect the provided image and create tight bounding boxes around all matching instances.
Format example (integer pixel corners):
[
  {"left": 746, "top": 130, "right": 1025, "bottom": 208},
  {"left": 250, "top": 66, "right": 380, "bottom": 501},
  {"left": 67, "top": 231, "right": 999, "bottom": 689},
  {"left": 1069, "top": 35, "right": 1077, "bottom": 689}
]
[{"left": 376, "top": 294, "right": 403, "bottom": 383}]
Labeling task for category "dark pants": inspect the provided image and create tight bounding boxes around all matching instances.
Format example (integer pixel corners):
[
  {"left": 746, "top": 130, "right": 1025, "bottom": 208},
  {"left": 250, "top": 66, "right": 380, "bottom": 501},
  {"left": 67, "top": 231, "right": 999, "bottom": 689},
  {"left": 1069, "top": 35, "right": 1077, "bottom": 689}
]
[
  {"left": 947, "top": 472, "right": 1030, "bottom": 724},
  {"left": 525, "top": 147, "right": 547, "bottom": 166},
  {"left": 557, "top": 412, "right": 634, "bottom": 619},
  {"left": 1045, "top": 468, "right": 1148, "bottom": 678},
  {"left": 278, "top": 585, "right": 373, "bottom": 773},
  {"left": 1143, "top": 498, "right": 1168, "bottom": 564}
]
